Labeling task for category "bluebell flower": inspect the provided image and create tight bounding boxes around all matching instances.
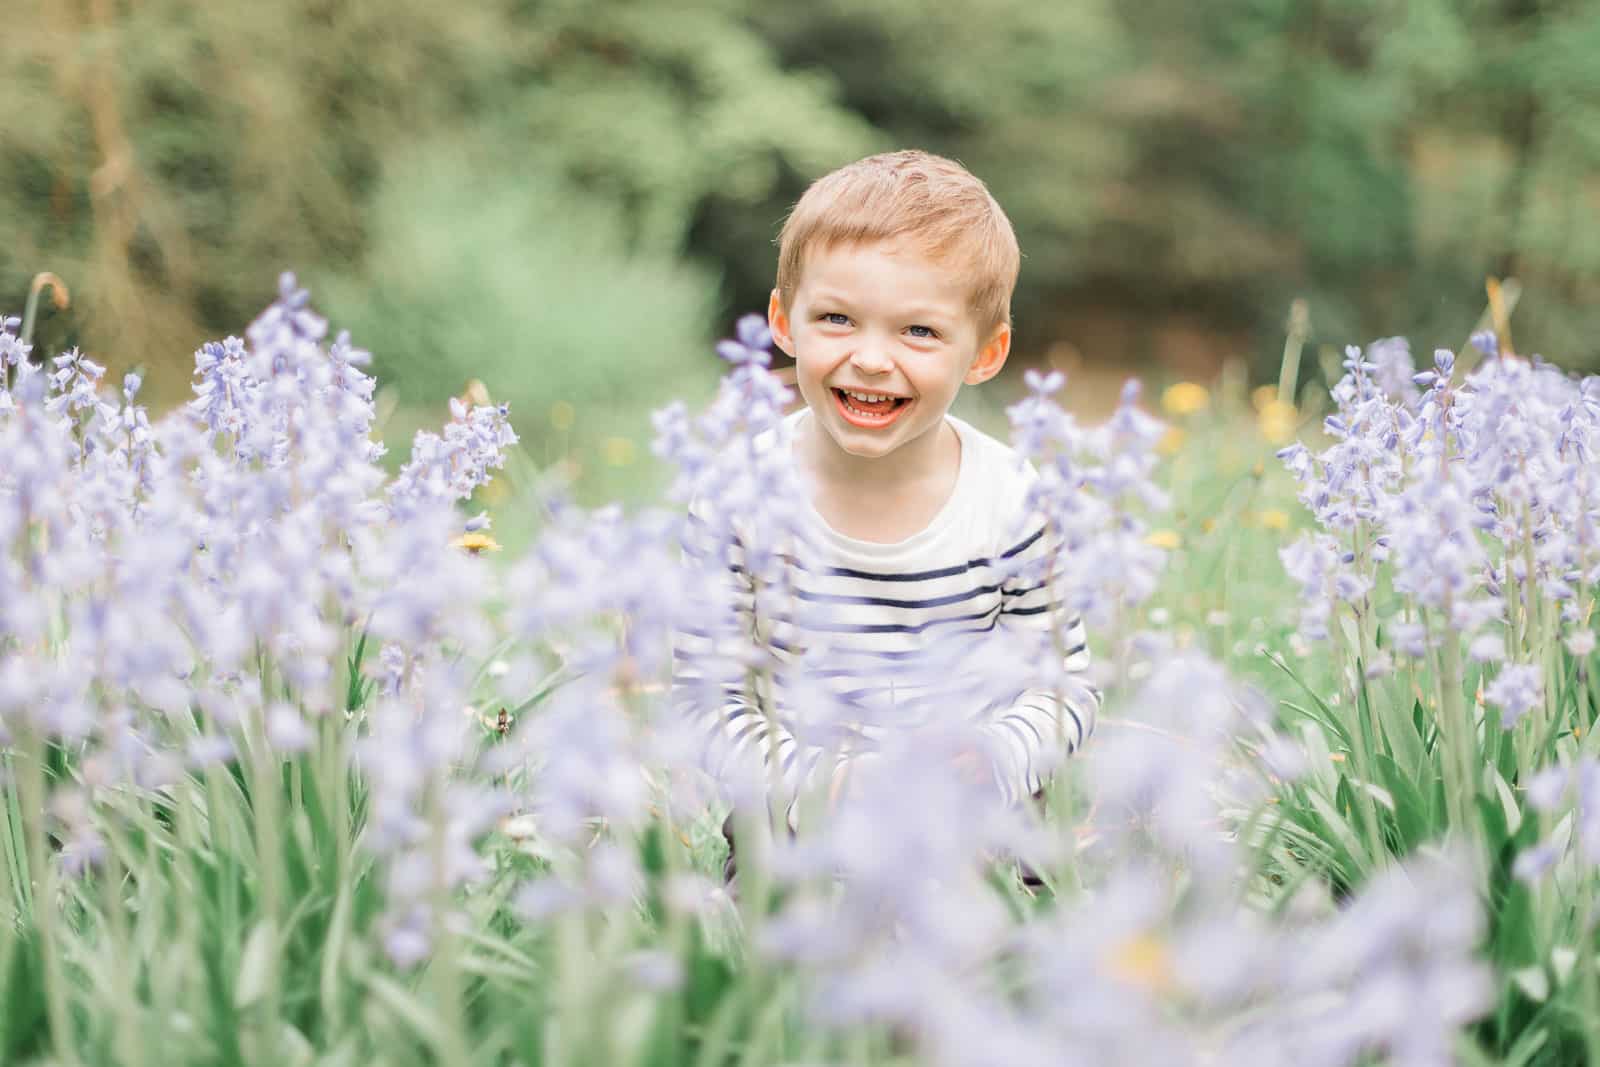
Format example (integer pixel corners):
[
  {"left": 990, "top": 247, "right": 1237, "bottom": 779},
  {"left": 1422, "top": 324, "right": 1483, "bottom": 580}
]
[
  {"left": 1484, "top": 663, "right": 1542, "bottom": 727},
  {"left": 1023, "top": 367, "right": 1065, "bottom": 396},
  {"left": 715, "top": 312, "right": 773, "bottom": 367}
]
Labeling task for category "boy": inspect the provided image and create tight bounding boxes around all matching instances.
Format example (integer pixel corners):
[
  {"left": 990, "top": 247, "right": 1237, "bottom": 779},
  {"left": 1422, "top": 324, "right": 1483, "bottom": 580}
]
[{"left": 677, "top": 150, "right": 1099, "bottom": 879}]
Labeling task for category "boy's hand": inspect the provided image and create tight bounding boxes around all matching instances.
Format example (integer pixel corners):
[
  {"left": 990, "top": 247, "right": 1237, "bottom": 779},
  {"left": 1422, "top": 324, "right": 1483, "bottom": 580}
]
[{"left": 950, "top": 745, "right": 996, "bottom": 790}]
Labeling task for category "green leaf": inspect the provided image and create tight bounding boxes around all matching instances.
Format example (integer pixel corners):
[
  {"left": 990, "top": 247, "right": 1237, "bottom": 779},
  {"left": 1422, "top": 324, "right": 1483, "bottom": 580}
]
[
  {"left": 364, "top": 971, "right": 449, "bottom": 1050},
  {"left": 235, "top": 918, "right": 279, "bottom": 1009},
  {"left": 1477, "top": 791, "right": 1511, "bottom": 855},
  {"left": 1266, "top": 653, "right": 1354, "bottom": 749},
  {"left": 1413, "top": 698, "right": 1439, "bottom": 757},
  {"left": 1491, "top": 769, "right": 1523, "bottom": 839},
  {"left": 320, "top": 883, "right": 353, "bottom": 1030},
  {"left": 1305, "top": 784, "right": 1369, "bottom": 885},
  {"left": 1373, "top": 752, "right": 1432, "bottom": 851},
  {"left": 1511, "top": 965, "right": 1549, "bottom": 1002},
  {"left": 1500, "top": 1025, "right": 1550, "bottom": 1067},
  {"left": 0, "top": 929, "right": 48, "bottom": 1064},
  {"left": 685, "top": 926, "right": 735, "bottom": 1024},
  {"left": 1491, "top": 873, "right": 1538, "bottom": 969},
  {"left": 1373, "top": 682, "right": 1427, "bottom": 777}
]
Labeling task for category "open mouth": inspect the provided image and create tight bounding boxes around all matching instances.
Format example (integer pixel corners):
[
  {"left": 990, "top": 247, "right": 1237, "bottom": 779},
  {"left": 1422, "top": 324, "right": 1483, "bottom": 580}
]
[{"left": 832, "top": 388, "right": 912, "bottom": 428}]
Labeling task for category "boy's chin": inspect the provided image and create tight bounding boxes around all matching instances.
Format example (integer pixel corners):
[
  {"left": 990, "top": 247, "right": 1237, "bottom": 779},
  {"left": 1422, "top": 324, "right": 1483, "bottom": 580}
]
[
  {"left": 819, "top": 416, "right": 928, "bottom": 460},
  {"left": 828, "top": 435, "right": 900, "bottom": 460}
]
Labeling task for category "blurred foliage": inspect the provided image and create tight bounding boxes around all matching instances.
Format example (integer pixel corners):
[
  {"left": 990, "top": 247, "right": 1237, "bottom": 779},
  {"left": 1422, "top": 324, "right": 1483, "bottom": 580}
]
[
  {"left": 320, "top": 140, "right": 720, "bottom": 506},
  {"left": 4, "top": 0, "right": 1599, "bottom": 479}
]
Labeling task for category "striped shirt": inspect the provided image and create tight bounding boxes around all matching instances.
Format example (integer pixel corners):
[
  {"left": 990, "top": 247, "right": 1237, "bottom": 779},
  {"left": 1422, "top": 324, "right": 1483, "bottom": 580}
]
[{"left": 673, "top": 410, "right": 1099, "bottom": 816}]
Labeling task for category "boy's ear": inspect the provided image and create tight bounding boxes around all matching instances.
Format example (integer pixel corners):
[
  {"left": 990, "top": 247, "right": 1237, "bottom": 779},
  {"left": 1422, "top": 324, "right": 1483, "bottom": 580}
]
[
  {"left": 964, "top": 322, "right": 1012, "bottom": 385},
  {"left": 768, "top": 289, "right": 796, "bottom": 357}
]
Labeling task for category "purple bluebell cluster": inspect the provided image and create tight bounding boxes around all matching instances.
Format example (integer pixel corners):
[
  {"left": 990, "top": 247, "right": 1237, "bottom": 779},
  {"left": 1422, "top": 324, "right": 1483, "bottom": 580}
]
[
  {"left": 0, "top": 291, "right": 1503, "bottom": 1062},
  {"left": 1005, "top": 371, "right": 1170, "bottom": 633},
  {"left": 0, "top": 273, "right": 522, "bottom": 964},
  {"left": 1277, "top": 340, "right": 1599, "bottom": 708}
]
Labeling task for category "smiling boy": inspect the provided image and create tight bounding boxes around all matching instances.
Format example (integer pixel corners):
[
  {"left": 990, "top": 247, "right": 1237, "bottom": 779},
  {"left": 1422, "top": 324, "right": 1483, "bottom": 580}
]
[{"left": 680, "top": 150, "right": 1099, "bottom": 876}]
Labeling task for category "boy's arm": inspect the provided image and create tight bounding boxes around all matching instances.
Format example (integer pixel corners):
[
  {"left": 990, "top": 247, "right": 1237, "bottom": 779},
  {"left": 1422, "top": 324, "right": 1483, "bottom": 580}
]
[{"left": 982, "top": 524, "right": 1101, "bottom": 806}]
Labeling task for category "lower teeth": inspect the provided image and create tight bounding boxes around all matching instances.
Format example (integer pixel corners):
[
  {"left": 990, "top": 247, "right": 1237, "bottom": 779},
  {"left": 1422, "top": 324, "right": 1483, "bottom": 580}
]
[{"left": 844, "top": 393, "right": 896, "bottom": 416}]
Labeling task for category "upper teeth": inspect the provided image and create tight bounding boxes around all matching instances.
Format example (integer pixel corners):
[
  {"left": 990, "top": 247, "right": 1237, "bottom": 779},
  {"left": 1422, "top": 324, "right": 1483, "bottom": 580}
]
[{"left": 845, "top": 391, "right": 896, "bottom": 403}]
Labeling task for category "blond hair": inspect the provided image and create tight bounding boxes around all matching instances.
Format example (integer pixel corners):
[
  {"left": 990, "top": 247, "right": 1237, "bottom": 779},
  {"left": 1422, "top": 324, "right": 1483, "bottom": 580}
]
[{"left": 775, "top": 150, "right": 1020, "bottom": 336}]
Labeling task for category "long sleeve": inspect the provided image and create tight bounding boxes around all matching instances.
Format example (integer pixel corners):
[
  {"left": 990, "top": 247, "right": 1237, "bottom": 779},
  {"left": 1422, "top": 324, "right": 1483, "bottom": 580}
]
[
  {"left": 670, "top": 506, "right": 824, "bottom": 810},
  {"left": 982, "top": 522, "right": 1101, "bottom": 806}
]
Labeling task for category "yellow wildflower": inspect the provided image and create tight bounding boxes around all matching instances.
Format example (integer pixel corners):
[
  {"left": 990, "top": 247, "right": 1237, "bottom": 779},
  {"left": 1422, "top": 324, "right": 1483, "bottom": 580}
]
[
  {"left": 1104, "top": 933, "right": 1173, "bottom": 993},
  {"left": 1145, "top": 529, "right": 1182, "bottom": 550},
  {"left": 1161, "top": 382, "right": 1210, "bottom": 417},
  {"left": 602, "top": 436, "right": 637, "bottom": 466},
  {"left": 1255, "top": 508, "right": 1290, "bottom": 531},
  {"left": 452, "top": 532, "right": 502, "bottom": 555},
  {"left": 550, "top": 400, "right": 576, "bottom": 431},
  {"left": 1157, "top": 426, "right": 1186, "bottom": 456},
  {"left": 1257, "top": 399, "right": 1298, "bottom": 445},
  {"left": 1250, "top": 384, "right": 1278, "bottom": 412}
]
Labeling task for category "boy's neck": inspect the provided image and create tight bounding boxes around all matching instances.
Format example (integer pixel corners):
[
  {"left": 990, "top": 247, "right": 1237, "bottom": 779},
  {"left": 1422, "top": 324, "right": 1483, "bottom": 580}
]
[
  {"left": 796, "top": 413, "right": 963, "bottom": 542},
  {"left": 800, "top": 409, "right": 957, "bottom": 487}
]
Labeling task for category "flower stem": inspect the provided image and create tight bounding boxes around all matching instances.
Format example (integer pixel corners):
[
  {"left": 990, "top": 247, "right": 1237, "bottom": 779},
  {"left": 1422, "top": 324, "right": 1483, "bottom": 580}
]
[
  {"left": 16, "top": 727, "right": 79, "bottom": 1066},
  {"left": 426, "top": 778, "right": 469, "bottom": 1067},
  {"left": 20, "top": 271, "right": 69, "bottom": 349}
]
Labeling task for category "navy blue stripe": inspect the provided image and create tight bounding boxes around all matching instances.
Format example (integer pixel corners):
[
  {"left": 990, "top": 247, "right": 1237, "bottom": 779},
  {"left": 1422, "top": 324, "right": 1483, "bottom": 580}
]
[
  {"left": 995, "top": 718, "right": 1035, "bottom": 773},
  {"left": 727, "top": 526, "right": 1047, "bottom": 584},
  {"left": 793, "top": 580, "right": 1005, "bottom": 609},
  {"left": 1064, "top": 705, "right": 1084, "bottom": 747},
  {"left": 1000, "top": 713, "right": 1045, "bottom": 747},
  {"left": 1013, "top": 700, "right": 1086, "bottom": 749}
]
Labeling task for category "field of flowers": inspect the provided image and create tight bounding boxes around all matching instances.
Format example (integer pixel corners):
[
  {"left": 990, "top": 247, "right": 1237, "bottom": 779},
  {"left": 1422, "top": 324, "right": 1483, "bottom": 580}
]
[{"left": 2, "top": 272, "right": 1598, "bottom": 1066}]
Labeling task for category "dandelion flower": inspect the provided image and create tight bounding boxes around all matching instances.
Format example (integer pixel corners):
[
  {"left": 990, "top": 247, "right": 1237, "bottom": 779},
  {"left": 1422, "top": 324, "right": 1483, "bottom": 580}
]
[{"left": 451, "top": 531, "right": 501, "bottom": 554}]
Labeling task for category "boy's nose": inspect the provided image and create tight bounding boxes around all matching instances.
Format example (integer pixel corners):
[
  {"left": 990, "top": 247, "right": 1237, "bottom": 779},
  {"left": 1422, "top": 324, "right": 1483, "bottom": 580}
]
[{"left": 849, "top": 347, "right": 893, "bottom": 374}]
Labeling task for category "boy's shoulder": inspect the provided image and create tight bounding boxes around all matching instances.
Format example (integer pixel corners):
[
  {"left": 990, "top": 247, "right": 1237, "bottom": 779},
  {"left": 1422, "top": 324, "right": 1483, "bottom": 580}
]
[{"left": 946, "top": 413, "right": 1038, "bottom": 496}]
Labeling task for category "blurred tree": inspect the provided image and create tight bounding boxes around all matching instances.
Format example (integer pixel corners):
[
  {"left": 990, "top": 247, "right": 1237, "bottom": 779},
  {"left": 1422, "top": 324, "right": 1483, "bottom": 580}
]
[
  {"left": 316, "top": 139, "right": 721, "bottom": 505},
  {"left": 3, "top": 0, "right": 1598, "bottom": 440},
  {"left": 0, "top": 0, "right": 875, "bottom": 411},
  {"left": 1098, "top": 0, "right": 1600, "bottom": 368},
  {"left": 3, "top": 0, "right": 527, "bottom": 400}
]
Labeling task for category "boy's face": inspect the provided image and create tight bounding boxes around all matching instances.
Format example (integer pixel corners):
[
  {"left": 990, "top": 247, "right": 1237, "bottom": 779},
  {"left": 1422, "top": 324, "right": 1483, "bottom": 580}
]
[{"left": 768, "top": 237, "right": 1011, "bottom": 467}]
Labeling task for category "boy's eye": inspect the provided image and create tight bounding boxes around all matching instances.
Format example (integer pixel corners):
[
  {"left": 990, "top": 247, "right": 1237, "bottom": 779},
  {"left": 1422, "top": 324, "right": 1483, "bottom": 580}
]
[
  {"left": 907, "top": 325, "right": 939, "bottom": 339},
  {"left": 820, "top": 312, "right": 851, "bottom": 326}
]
